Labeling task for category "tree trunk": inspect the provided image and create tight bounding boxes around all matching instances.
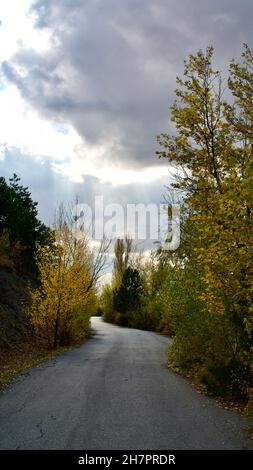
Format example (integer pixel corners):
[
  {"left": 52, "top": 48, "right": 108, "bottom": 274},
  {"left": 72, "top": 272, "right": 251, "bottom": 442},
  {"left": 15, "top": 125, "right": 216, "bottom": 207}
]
[{"left": 53, "top": 309, "right": 60, "bottom": 349}]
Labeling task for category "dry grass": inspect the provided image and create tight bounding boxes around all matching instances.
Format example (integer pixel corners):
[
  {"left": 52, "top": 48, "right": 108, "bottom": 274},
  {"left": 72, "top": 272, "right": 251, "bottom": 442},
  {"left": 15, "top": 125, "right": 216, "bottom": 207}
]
[
  {"left": 168, "top": 363, "right": 250, "bottom": 416},
  {"left": 0, "top": 341, "right": 73, "bottom": 390}
]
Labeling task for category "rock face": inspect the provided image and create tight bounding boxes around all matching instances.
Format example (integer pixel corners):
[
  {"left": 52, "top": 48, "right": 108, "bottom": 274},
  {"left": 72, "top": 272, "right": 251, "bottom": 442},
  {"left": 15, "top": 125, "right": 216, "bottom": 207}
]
[{"left": 0, "top": 267, "right": 31, "bottom": 349}]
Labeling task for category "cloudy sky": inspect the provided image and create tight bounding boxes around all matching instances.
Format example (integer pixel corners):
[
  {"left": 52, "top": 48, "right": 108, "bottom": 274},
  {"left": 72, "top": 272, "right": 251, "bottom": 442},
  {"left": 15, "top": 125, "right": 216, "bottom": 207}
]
[{"left": 0, "top": 0, "right": 252, "bottom": 229}]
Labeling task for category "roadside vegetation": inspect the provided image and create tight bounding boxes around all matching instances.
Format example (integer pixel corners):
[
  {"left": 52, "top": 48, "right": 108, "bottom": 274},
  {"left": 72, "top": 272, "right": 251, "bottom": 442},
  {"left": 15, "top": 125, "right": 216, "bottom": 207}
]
[
  {"left": 0, "top": 177, "right": 106, "bottom": 387},
  {"left": 101, "top": 46, "right": 253, "bottom": 412}
]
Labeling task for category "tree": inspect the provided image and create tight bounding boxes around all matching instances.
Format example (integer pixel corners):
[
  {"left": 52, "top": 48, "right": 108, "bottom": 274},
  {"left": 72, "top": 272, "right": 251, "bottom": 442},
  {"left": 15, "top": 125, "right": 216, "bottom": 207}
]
[
  {"left": 29, "top": 229, "right": 92, "bottom": 348},
  {"left": 112, "top": 236, "right": 132, "bottom": 287},
  {"left": 28, "top": 204, "right": 109, "bottom": 348},
  {"left": 100, "top": 283, "right": 115, "bottom": 323},
  {"left": 113, "top": 267, "right": 143, "bottom": 314},
  {"left": 56, "top": 202, "right": 110, "bottom": 294},
  {"left": 157, "top": 46, "right": 253, "bottom": 400},
  {"left": 0, "top": 174, "right": 51, "bottom": 271}
]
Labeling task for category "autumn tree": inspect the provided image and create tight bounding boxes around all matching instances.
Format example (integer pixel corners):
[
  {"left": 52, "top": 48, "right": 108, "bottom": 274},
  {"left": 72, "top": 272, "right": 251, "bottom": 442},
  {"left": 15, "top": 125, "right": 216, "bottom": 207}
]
[
  {"left": 157, "top": 46, "right": 253, "bottom": 400},
  {"left": 29, "top": 204, "right": 108, "bottom": 348}
]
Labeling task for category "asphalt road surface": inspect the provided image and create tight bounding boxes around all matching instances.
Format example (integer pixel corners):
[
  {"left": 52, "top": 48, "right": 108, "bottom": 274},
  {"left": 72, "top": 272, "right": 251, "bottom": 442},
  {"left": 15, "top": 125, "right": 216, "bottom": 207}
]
[{"left": 0, "top": 317, "right": 252, "bottom": 450}]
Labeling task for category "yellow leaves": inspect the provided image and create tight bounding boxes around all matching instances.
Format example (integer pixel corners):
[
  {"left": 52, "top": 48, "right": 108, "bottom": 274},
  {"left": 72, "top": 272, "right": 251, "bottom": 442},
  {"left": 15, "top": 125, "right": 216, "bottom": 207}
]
[
  {"left": 156, "top": 45, "right": 253, "bottom": 403},
  {"left": 28, "top": 225, "right": 96, "bottom": 348}
]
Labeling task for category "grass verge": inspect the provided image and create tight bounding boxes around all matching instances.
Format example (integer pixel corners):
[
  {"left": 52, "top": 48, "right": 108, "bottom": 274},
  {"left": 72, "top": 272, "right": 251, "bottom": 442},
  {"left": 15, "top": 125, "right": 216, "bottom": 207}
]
[
  {"left": 168, "top": 363, "right": 251, "bottom": 417},
  {"left": 0, "top": 339, "right": 86, "bottom": 390}
]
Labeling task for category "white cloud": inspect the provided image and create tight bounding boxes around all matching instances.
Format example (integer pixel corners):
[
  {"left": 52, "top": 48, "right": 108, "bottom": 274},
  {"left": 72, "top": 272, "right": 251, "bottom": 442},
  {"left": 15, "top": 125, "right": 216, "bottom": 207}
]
[
  {"left": 0, "top": 84, "right": 82, "bottom": 162},
  {"left": 0, "top": 0, "right": 50, "bottom": 62},
  {"left": 52, "top": 152, "right": 167, "bottom": 185}
]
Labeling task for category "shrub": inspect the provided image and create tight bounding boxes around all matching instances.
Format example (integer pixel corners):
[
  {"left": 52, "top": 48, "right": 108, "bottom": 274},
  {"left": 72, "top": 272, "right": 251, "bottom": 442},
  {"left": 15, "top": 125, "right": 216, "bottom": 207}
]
[{"left": 101, "top": 284, "right": 116, "bottom": 324}]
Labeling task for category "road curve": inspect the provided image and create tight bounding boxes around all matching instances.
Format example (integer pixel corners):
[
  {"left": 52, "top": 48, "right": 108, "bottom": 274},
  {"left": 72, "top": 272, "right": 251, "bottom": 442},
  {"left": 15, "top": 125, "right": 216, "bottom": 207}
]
[{"left": 0, "top": 317, "right": 252, "bottom": 450}]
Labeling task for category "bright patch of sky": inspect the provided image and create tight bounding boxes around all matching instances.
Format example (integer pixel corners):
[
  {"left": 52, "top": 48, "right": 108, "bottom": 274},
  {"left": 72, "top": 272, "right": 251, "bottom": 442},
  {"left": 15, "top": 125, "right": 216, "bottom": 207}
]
[
  {"left": 0, "top": 1, "right": 50, "bottom": 61},
  {"left": 0, "top": 84, "right": 82, "bottom": 162}
]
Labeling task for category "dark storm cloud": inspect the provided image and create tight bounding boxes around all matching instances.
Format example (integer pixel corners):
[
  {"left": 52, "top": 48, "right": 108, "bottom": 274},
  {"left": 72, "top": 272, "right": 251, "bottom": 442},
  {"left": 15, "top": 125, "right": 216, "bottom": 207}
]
[{"left": 3, "top": 0, "right": 253, "bottom": 168}]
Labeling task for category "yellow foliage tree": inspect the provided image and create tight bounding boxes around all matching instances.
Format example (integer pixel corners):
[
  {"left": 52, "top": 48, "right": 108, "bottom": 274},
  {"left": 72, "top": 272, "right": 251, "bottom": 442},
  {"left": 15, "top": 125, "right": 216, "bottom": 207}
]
[
  {"left": 157, "top": 45, "right": 253, "bottom": 399},
  {"left": 29, "top": 224, "right": 97, "bottom": 349}
]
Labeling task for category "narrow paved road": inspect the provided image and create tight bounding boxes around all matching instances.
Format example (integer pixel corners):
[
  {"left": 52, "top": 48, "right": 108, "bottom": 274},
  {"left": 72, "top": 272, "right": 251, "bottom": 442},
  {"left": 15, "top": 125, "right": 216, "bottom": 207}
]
[{"left": 0, "top": 318, "right": 252, "bottom": 450}]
